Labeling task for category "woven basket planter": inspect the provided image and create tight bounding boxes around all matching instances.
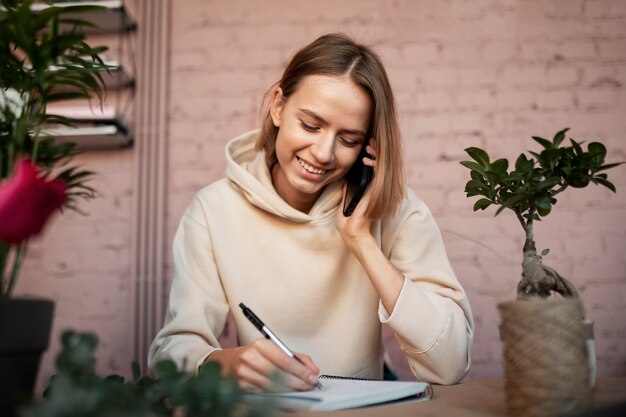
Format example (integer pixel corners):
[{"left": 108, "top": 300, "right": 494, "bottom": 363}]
[{"left": 498, "top": 298, "right": 594, "bottom": 417}]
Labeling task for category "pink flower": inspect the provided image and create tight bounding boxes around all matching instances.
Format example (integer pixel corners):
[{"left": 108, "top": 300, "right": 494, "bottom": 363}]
[{"left": 0, "top": 159, "right": 66, "bottom": 244}]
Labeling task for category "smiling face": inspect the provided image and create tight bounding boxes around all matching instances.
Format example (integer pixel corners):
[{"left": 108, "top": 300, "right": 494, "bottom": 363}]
[{"left": 269, "top": 75, "right": 373, "bottom": 213}]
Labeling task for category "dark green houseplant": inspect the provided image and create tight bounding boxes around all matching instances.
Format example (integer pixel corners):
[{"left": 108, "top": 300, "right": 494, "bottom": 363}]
[
  {"left": 460, "top": 128, "right": 622, "bottom": 417},
  {"left": 20, "top": 331, "right": 274, "bottom": 417},
  {"left": 1, "top": 1, "right": 109, "bottom": 414},
  {"left": 1, "top": 0, "right": 105, "bottom": 294}
]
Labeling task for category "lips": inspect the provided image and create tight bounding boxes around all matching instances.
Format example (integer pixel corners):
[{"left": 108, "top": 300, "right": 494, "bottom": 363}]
[{"left": 297, "top": 157, "right": 328, "bottom": 175}]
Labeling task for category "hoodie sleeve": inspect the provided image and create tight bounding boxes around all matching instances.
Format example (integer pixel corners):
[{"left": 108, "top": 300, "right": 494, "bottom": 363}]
[
  {"left": 148, "top": 195, "right": 228, "bottom": 373},
  {"left": 378, "top": 194, "right": 474, "bottom": 384}
]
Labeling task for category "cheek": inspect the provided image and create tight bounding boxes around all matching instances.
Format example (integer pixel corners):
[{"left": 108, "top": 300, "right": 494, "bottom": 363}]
[
  {"left": 336, "top": 149, "right": 361, "bottom": 172},
  {"left": 276, "top": 126, "right": 310, "bottom": 155}
]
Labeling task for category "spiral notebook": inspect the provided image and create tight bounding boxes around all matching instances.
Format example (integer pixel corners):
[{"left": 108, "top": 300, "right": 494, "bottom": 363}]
[{"left": 248, "top": 375, "right": 432, "bottom": 412}]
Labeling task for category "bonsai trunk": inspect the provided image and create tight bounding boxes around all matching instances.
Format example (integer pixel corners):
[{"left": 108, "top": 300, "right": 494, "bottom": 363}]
[{"left": 516, "top": 213, "right": 579, "bottom": 299}]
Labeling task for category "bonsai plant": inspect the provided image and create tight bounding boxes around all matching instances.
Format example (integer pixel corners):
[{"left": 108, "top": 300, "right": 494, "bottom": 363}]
[
  {"left": 20, "top": 331, "right": 274, "bottom": 417},
  {"left": 460, "top": 128, "right": 623, "bottom": 417},
  {"left": 1, "top": 0, "right": 110, "bottom": 413}
]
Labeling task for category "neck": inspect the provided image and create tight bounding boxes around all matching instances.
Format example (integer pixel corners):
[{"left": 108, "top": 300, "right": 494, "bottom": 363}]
[{"left": 270, "top": 163, "right": 318, "bottom": 213}]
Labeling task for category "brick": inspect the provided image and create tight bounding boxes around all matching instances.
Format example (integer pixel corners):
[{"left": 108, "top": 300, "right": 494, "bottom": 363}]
[
  {"left": 582, "top": 283, "right": 626, "bottom": 312},
  {"left": 458, "top": 67, "right": 499, "bottom": 89},
  {"left": 493, "top": 89, "right": 536, "bottom": 111},
  {"left": 591, "top": 17, "right": 626, "bottom": 38},
  {"left": 416, "top": 67, "right": 459, "bottom": 89},
  {"left": 586, "top": 0, "right": 626, "bottom": 19},
  {"left": 597, "top": 39, "right": 626, "bottom": 61},
  {"left": 545, "top": 65, "right": 581, "bottom": 88},
  {"left": 544, "top": 0, "right": 585, "bottom": 19},
  {"left": 582, "top": 64, "right": 626, "bottom": 87},
  {"left": 535, "top": 90, "right": 576, "bottom": 111},
  {"left": 498, "top": 65, "right": 545, "bottom": 87},
  {"left": 441, "top": 42, "right": 483, "bottom": 66},
  {"left": 481, "top": 39, "right": 520, "bottom": 63},
  {"left": 455, "top": 90, "right": 496, "bottom": 111},
  {"left": 577, "top": 88, "right": 623, "bottom": 111},
  {"left": 414, "top": 91, "right": 454, "bottom": 112},
  {"left": 402, "top": 42, "right": 441, "bottom": 66},
  {"left": 559, "top": 40, "right": 598, "bottom": 61}
]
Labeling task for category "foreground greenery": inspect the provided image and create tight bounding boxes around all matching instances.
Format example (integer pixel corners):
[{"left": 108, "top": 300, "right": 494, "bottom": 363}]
[{"left": 21, "top": 331, "right": 274, "bottom": 417}]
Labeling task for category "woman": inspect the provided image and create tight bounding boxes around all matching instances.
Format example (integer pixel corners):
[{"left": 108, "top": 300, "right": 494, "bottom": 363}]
[{"left": 149, "top": 33, "right": 474, "bottom": 392}]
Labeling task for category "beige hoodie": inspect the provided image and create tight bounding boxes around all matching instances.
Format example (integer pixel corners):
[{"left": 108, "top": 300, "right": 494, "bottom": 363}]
[{"left": 148, "top": 130, "right": 474, "bottom": 384}]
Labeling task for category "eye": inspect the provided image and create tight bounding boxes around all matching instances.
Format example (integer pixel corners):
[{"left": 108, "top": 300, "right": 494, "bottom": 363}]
[
  {"left": 338, "top": 136, "right": 360, "bottom": 147},
  {"left": 299, "top": 120, "right": 319, "bottom": 132}
]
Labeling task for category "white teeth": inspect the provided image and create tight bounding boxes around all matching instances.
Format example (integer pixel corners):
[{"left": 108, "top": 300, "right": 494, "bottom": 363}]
[{"left": 298, "top": 157, "right": 327, "bottom": 175}]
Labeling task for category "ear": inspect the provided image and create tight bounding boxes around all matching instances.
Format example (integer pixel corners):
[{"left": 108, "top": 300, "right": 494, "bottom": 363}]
[{"left": 269, "top": 87, "right": 285, "bottom": 128}]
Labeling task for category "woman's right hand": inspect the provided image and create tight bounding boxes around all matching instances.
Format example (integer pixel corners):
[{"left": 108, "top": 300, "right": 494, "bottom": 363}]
[{"left": 205, "top": 339, "right": 320, "bottom": 392}]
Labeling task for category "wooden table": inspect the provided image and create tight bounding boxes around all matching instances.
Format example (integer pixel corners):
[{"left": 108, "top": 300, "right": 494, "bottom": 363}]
[{"left": 281, "top": 378, "right": 626, "bottom": 417}]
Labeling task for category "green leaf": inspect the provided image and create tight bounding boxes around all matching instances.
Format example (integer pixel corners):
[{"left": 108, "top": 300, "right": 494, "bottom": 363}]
[
  {"left": 470, "top": 170, "right": 485, "bottom": 182},
  {"left": 498, "top": 193, "right": 528, "bottom": 213},
  {"left": 552, "top": 128, "right": 569, "bottom": 147},
  {"left": 532, "top": 136, "right": 553, "bottom": 150},
  {"left": 460, "top": 160, "right": 487, "bottom": 175},
  {"left": 595, "top": 177, "right": 617, "bottom": 193},
  {"left": 534, "top": 194, "right": 551, "bottom": 210},
  {"left": 154, "top": 360, "right": 178, "bottom": 376},
  {"left": 465, "top": 179, "right": 490, "bottom": 189},
  {"left": 570, "top": 138, "right": 583, "bottom": 155},
  {"left": 598, "top": 162, "right": 624, "bottom": 171},
  {"left": 515, "top": 153, "right": 534, "bottom": 172},
  {"left": 473, "top": 198, "right": 492, "bottom": 211},
  {"left": 537, "top": 205, "right": 552, "bottom": 217},
  {"left": 490, "top": 158, "right": 509, "bottom": 175},
  {"left": 537, "top": 176, "right": 562, "bottom": 190},
  {"left": 541, "top": 248, "right": 550, "bottom": 256},
  {"left": 465, "top": 147, "right": 490, "bottom": 167},
  {"left": 588, "top": 142, "right": 607, "bottom": 162}
]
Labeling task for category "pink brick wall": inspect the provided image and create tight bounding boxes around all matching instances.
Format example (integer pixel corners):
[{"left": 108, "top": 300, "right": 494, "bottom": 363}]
[
  {"left": 166, "top": 0, "right": 626, "bottom": 380},
  {"left": 17, "top": 0, "right": 626, "bottom": 389}
]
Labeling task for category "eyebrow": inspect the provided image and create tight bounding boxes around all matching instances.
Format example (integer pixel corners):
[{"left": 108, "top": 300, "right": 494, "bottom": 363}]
[{"left": 298, "top": 108, "right": 368, "bottom": 137}]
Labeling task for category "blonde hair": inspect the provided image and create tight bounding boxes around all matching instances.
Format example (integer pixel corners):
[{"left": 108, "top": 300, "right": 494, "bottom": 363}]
[{"left": 257, "top": 33, "right": 404, "bottom": 218}]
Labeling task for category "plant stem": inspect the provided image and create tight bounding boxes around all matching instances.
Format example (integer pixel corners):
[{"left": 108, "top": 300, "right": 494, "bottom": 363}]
[
  {"left": 514, "top": 210, "right": 527, "bottom": 230},
  {"left": 6, "top": 244, "right": 27, "bottom": 297},
  {"left": 0, "top": 243, "right": 8, "bottom": 296},
  {"left": 523, "top": 208, "right": 536, "bottom": 253},
  {"left": 551, "top": 184, "right": 569, "bottom": 197}
]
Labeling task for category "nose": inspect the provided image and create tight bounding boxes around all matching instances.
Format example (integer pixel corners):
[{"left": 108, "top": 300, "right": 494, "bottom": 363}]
[{"left": 311, "top": 132, "right": 336, "bottom": 164}]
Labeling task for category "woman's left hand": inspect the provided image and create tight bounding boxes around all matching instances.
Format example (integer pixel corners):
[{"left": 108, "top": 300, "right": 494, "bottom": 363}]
[
  {"left": 335, "top": 140, "right": 403, "bottom": 313},
  {"left": 335, "top": 140, "right": 377, "bottom": 250}
]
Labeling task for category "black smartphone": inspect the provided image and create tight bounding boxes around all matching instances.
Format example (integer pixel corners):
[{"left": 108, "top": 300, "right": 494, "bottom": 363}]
[{"left": 343, "top": 139, "right": 374, "bottom": 217}]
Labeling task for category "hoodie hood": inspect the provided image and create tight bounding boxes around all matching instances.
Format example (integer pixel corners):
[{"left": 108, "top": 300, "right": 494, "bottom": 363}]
[{"left": 225, "top": 129, "right": 343, "bottom": 223}]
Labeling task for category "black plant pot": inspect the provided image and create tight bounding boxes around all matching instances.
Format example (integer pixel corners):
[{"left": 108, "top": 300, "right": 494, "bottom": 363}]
[{"left": 0, "top": 298, "right": 54, "bottom": 417}]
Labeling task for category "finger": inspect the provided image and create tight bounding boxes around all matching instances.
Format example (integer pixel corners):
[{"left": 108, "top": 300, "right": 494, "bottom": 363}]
[
  {"left": 239, "top": 343, "right": 307, "bottom": 391},
  {"left": 366, "top": 139, "right": 377, "bottom": 158},
  {"left": 236, "top": 366, "right": 274, "bottom": 392},
  {"left": 363, "top": 155, "right": 376, "bottom": 167},
  {"left": 254, "top": 339, "right": 317, "bottom": 390},
  {"left": 294, "top": 353, "right": 320, "bottom": 377},
  {"left": 256, "top": 341, "right": 316, "bottom": 390}
]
